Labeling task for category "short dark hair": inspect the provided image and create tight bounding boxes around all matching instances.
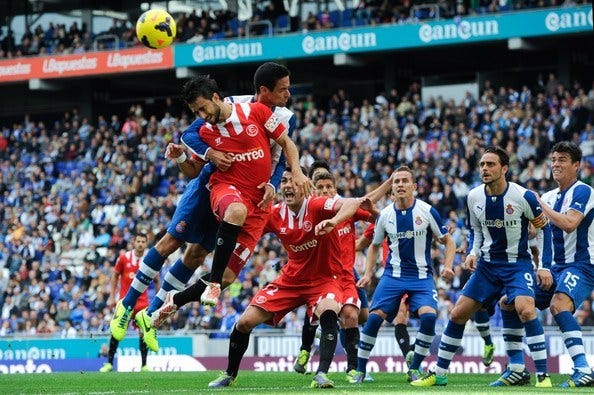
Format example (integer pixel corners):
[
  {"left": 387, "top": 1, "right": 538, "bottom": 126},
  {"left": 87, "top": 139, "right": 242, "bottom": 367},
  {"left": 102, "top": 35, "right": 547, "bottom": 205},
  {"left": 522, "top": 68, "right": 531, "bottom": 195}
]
[
  {"left": 181, "top": 75, "right": 220, "bottom": 105},
  {"left": 254, "top": 62, "right": 290, "bottom": 94},
  {"left": 551, "top": 141, "right": 582, "bottom": 163},
  {"left": 394, "top": 165, "right": 415, "bottom": 182},
  {"left": 308, "top": 160, "right": 330, "bottom": 178},
  {"left": 313, "top": 171, "right": 335, "bottom": 186},
  {"left": 135, "top": 231, "right": 148, "bottom": 240},
  {"left": 483, "top": 146, "right": 509, "bottom": 167}
]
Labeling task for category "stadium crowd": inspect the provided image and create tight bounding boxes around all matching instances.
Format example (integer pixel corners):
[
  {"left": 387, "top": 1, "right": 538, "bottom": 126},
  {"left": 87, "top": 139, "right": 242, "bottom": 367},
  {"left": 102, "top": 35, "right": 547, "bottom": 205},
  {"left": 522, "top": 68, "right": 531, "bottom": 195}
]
[
  {"left": 0, "top": 71, "right": 594, "bottom": 338},
  {"left": 0, "top": 0, "right": 587, "bottom": 59}
]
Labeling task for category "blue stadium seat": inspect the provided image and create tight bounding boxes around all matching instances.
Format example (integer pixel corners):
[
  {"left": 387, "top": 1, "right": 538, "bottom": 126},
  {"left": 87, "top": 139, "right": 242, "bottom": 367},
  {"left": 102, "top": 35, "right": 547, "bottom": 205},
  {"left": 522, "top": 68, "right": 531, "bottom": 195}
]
[
  {"left": 276, "top": 14, "right": 289, "bottom": 31},
  {"left": 343, "top": 9, "right": 354, "bottom": 26},
  {"left": 228, "top": 18, "right": 240, "bottom": 36},
  {"left": 156, "top": 179, "right": 170, "bottom": 197},
  {"left": 329, "top": 10, "right": 341, "bottom": 27}
]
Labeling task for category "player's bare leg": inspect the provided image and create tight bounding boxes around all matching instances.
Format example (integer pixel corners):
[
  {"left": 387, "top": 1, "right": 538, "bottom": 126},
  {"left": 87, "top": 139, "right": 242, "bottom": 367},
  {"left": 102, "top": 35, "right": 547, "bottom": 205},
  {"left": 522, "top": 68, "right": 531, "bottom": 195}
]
[{"left": 209, "top": 305, "right": 273, "bottom": 388}]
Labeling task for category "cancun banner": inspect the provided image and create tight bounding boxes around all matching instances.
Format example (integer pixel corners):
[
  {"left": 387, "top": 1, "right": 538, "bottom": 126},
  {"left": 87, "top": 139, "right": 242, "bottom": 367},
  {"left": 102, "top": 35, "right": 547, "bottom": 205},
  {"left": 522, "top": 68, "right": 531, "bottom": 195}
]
[
  {"left": 0, "top": 46, "right": 173, "bottom": 83},
  {"left": 174, "top": 5, "right": 592, "bottom": 67}
]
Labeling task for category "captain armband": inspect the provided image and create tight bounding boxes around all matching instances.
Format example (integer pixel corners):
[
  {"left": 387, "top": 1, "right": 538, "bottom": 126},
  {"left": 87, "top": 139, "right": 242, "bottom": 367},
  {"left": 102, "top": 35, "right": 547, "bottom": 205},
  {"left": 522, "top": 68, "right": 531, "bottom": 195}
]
[{"left": 530, "top": 213, "right": 548, "bottom": 229}]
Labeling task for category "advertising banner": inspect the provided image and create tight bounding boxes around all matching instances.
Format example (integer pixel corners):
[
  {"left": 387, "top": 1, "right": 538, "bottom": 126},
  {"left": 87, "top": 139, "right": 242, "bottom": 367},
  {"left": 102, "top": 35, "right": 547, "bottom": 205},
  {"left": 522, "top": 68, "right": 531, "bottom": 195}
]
[
  {"left": 174, "top": 5, "right": 592, "bottom": 67},
  {"left": 0, "top": 47, "right": 173, "bottom": 83},
  {"left": 0, "top": 336, "right": 192, "bottom": 360}
]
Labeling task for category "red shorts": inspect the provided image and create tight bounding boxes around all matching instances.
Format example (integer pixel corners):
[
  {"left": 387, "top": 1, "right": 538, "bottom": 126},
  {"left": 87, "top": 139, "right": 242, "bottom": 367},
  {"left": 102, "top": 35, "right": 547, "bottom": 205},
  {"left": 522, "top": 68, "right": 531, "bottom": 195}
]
[
  {"left": 341, "top": 281, "right": 361, "bottom": 309},
  {"left": 250, "top": 276, "right": 343, "bottom": 326},
  {"left": 210, "top": 183, "right": 270, "bottom": 276}
]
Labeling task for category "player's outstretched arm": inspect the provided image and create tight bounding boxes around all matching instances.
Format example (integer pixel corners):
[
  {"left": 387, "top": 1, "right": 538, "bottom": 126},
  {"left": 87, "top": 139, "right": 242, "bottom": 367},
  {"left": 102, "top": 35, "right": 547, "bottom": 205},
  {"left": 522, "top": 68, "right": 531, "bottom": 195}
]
[
  {"left": 363, "top": 173, "right": 394, "bottom": 204},
  {"left": 314, "top": 197, "right": 366, "bottom": 235},
  {"left": 166, "top": 143, "right": 205, "bottom": 179},
  {"left": 275, "top": 133, "right": 313, "bottom": 197}
]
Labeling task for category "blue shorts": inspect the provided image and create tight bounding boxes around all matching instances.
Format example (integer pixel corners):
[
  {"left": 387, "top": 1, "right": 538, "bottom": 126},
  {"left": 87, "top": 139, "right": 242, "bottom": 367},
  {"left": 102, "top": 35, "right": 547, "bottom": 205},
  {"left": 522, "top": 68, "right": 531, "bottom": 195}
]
[
  {"left": 370, "top": 275, "right": 437, "bottom": 321},
  {"left": 462, "top": 261, "right": 536, "bottom": 305},
  {"left": 353, "top": 268, "right": 369, "bottom": 309},
  {"left": 534, "top": 264, "right": 594, "bottom": 312},
  {"left": 167, "top": 168, "right": 218, "bottom": 251}
]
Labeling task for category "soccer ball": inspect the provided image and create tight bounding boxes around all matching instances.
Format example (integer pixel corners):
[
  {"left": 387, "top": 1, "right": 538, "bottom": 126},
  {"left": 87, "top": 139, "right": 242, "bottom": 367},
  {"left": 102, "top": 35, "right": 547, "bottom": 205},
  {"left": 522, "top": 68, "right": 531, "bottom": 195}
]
[{"left": 136, "top": 9, "right": 176, "bottom": 49}]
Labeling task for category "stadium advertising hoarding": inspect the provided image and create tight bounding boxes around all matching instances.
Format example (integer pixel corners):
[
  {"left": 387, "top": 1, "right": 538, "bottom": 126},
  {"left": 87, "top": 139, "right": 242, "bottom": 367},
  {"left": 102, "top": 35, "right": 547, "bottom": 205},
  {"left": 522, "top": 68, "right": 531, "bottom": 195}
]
[
  {"left": 0, "top": 336, "right": 192, "bottom": 361},
  {"left": 174, "top": 5, "right": 592, "bottom": 67},
  {"left": 0, "top": 47, "right": 173, "bottom": 83}
]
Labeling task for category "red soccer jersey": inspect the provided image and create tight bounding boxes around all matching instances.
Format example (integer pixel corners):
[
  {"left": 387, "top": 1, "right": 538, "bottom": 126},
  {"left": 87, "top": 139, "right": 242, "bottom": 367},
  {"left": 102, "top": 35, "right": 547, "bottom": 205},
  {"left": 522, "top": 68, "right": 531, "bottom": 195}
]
[
  {"left": 363, "top": 223, "right": 390, "bottom": 267},
  {"left": 325, "top": 209, "right": 372, "bottom": 283},
  {"left": 114, "top": 250, "right": 149, "bottom": 306},
  {"left": 264, "top": 196, "right": 342, "bottom": 282},
  {"left": 198, "top": 102, "right": 286, "bottom": 203}
]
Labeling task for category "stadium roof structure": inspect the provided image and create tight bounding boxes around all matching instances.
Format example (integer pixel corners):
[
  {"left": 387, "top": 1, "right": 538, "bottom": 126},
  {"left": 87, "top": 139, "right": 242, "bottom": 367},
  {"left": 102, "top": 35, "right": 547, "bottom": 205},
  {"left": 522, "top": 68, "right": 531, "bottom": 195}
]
[{"left": 0, "top": 0, "right": 147, "bottom": 24}]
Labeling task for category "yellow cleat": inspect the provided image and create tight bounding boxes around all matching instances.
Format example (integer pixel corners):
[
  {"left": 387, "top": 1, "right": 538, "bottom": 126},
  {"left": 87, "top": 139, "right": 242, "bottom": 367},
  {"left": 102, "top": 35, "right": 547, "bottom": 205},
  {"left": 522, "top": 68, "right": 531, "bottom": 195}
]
[
  {"left": 411, "top": 371, "right": 448, "bottom": 387},
  {"left": 99, "top": 362, "right": 113, "bottom": 373},
  {"left": 135, "top": 309, "right": 159, "bottom": 352},
  {"left": 140, "top": 365, "right": 153, "bottom": 372},
  {"left": 535, "top": 373, "right": 552, "bottom": 388},
  {"left": 110, "top": 300, "right": 133, "bottom": 341}
]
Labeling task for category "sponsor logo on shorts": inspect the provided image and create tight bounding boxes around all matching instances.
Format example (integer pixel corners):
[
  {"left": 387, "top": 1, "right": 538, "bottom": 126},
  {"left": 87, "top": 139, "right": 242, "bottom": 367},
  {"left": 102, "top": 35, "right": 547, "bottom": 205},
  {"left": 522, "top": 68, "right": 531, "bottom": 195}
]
[
  {"left": 175, "top": 221, "right": 186, "bottom": 233},
  {"left": 255, "top": 295, "right": 267, "bottom": 304}
]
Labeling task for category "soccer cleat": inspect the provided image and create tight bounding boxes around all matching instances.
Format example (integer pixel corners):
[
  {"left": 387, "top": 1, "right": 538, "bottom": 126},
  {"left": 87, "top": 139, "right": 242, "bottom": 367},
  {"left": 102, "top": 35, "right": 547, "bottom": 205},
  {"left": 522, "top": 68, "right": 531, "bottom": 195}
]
[
  {"left": 364, "top": 372, "right": 375, "bottom": 382},
  {"left": 311, "top": 373, "right": 335, "bottom": 388},
  {"left": 140, "top": 365, "right": 152, "bottom": 372},
  {"left": 407, "top": 369, "right": 422, "bottom": 382},
  {"left": 535, "top": 373, "right": 552, "bottom": 388},
  {"left": 150, "top": 290, "right": 178, "bottom": 328},
  {"left": 135, "top": 309, "right": 159, "bottom": 352},
  {"left": 208, "top": 372, "right": 237, "bottom": 388},
  {"left": 110, "top": 300, "right": 133, "bottom": 341},
  {"left": 411, "top": 371, "right": 448, "bottom": 387},
  {"left": 405, "top": 350, "right": 414, "bottom": 369},
  {"left": 489, "top": 368, "right": 531, "bottom": 386},
  {"left": 347, "top": 371, "right": 364, "bottom": 384},
  {"left": 482, "top": 343, "right": 495, "bottom": 366},
  {"left": 99, "top": 362, "right": 113, "bottom": 373},
  {"left": 294, "top": 349, "right": 310, "bottom": 374},
  {"left": 200, "top": 281, "right": 221, "bottom": 306},
  {"left": 560, "top": 369, "right": 594, "bottom": 388}
]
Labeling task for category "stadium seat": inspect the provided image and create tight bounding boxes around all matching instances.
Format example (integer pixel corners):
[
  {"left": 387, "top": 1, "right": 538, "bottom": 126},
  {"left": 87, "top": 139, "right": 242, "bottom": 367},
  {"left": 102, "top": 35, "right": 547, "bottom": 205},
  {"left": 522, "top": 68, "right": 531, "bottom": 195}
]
[
  {"left": 228, "top": 18, "right": 240, "bottom": 36},
  {"left": 329, "top": 10, "right": 341, "bottom": 28},
  {"left": 275, "top": 14, "right": 290, "bottom": 34},
  {"left": 156, "top": 179, "right": 170, "bottom": 197}
]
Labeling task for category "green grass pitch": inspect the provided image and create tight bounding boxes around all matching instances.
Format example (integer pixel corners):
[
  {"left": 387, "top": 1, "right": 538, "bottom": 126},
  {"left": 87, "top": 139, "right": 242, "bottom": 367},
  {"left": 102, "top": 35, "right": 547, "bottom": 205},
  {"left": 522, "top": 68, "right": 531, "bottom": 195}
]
[{"left": 3, "top": 372, "right": 594, "bottom": 394}]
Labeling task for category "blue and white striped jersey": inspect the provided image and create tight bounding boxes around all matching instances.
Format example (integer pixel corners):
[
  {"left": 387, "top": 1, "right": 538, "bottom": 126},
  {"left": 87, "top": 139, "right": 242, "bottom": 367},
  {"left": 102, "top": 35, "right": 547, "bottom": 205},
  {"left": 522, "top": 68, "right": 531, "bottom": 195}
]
[
  {"left": 467, "top": 182, "right": 552, "bottom": 266},
  {"left": 372, "top": 199, "right": 448, "bottom": 279},
  {"left": 541, "top": 180, "right": 594, "bottom": 267}
]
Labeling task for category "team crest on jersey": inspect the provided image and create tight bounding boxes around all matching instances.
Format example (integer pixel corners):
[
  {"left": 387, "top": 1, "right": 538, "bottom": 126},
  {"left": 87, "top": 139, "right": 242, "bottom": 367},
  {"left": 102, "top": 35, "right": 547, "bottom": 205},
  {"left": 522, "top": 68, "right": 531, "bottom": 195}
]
[
  {"left": 505, "top": 204, "right": 514, "bottom": 214},
  {"left": 264, "top": 115, "right": 281, "bottom": 132},
  {"left": 415, "top": 216, "right": 422, "bottom": 225},
  {"left": 175, "top": 221, "right": 186, "bottom": 233},
  {"left": 246, "top": 124, "right": 259, "bottom": 137},
  {"left": 255, "top": 295, "right": 267, "bottom": 304},
  {"left": 303, "top": 221, "right": 312, "bottom": 232}
]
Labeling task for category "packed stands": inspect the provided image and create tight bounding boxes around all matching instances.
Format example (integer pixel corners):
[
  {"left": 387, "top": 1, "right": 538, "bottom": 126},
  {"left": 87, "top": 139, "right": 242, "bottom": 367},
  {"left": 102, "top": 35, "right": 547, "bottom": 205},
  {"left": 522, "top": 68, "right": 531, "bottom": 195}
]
[{"left": 1, "top": 67, "right": 593, "bottom": 336}]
